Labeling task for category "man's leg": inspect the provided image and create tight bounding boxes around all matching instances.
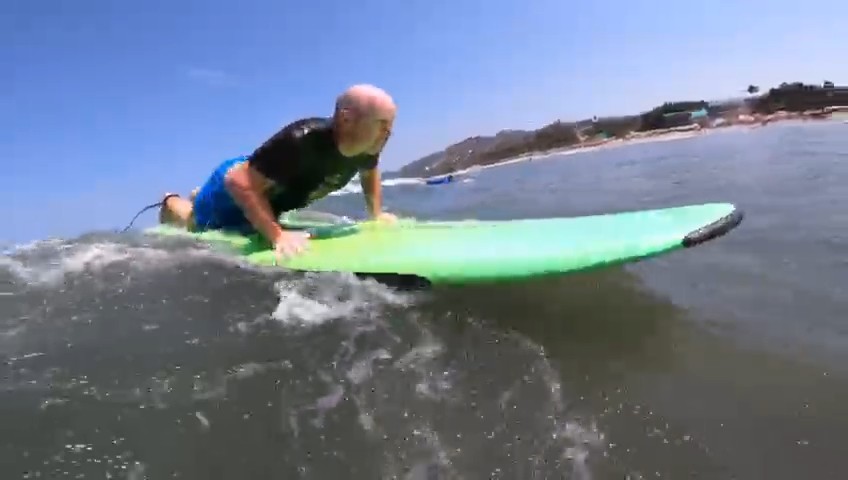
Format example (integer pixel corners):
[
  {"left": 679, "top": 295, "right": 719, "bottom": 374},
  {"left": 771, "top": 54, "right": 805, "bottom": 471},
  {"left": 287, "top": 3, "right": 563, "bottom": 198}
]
[
  {"left": 159, "top": 161, "right": 231, "bottom": 230},
  {"left": 160, "top": 156, "right": 250, "bottom": 232}
]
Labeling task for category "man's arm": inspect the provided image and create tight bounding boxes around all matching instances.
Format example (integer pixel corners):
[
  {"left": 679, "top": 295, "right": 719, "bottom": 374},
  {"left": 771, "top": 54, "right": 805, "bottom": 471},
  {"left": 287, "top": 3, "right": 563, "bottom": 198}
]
[
  {"left": 359, "top": 167, "right": 382, "bottom": 218},
  {"left": 224, "top": 163, "right": 284, "bottom": 244}
]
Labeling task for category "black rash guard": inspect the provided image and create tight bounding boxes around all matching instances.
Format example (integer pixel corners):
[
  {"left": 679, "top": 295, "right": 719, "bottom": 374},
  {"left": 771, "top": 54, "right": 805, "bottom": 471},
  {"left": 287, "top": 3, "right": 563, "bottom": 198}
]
[{"left": 247, "top": 117, "right": 378, "bottom": 216}]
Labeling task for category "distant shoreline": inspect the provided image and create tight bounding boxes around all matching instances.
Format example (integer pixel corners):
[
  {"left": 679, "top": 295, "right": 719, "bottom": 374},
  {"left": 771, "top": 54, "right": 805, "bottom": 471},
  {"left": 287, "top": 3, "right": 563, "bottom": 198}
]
[
  {"left": 429, "top": 129, "right": 706, "bottom": 179},
  {"left": 423, "top": 109, "right": 847, "bottom": 180},
  {"left": 402, "top": 82, "right": 848, "bottom": 178}
]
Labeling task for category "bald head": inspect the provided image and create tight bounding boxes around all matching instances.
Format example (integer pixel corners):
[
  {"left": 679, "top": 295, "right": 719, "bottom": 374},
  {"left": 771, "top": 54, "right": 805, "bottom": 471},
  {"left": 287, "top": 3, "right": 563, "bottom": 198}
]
[
  {"left": 335, "top": 84, "right": 396, "bottom": 121},
  {"left": 332, "top": 84, "right": 396, "bottom": 157}
]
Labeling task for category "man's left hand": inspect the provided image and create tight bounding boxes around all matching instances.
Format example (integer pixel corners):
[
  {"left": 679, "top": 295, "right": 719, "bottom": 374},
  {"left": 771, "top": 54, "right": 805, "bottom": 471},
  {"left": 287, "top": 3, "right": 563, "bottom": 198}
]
[{"left": 372, "top": 212, "right": 398, "bottom": 223}]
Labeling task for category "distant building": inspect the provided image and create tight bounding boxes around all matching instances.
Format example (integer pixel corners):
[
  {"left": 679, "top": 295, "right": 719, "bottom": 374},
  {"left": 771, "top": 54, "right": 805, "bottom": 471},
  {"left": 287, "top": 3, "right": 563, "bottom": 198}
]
[
  {"left": 658, "top": 106, "right": 711, "bottom": 129},
  {"left": 689, "top": 108, "right": 708, "bottom": 119}
]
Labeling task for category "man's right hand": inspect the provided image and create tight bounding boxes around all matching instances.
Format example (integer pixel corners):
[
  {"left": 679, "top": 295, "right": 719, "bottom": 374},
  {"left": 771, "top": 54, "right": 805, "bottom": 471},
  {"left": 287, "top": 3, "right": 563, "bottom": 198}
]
[{"left": 273, "top": 230, "right": 311, "bottom": 262}]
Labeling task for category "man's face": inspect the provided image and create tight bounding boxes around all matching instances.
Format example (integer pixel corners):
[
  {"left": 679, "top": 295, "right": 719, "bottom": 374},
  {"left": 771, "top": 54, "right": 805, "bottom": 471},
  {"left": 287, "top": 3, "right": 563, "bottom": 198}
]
[
  {"left": 338, "top": 106, "right": 394, "bottom": 156},
  {"left": 364, "top": 115, "right": 394, "bottom": 155}
]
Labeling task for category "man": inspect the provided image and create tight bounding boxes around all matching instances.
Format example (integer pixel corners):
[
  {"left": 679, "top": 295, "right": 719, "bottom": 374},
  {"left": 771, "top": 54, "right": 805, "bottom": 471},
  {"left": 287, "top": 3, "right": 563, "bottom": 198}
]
[{"left": 159, "top": 84, "right": 397, "bottom": 259}]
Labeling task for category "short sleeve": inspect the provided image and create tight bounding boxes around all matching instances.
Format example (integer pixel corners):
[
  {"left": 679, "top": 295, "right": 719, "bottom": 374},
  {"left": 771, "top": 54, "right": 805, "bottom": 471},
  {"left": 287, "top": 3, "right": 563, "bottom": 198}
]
[{"left": 247, "top": 128, "right": 300, "bottom": 185}]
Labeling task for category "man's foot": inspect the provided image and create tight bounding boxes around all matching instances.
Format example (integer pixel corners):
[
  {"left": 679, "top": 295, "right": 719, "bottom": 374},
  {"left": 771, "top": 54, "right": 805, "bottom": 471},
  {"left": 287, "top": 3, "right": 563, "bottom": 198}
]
[
  {"left": 158, "top": 193, "right": 181, "bottom": 225},
  {"left": 159, "top": 193, "right": 197, "bottom": 230}
]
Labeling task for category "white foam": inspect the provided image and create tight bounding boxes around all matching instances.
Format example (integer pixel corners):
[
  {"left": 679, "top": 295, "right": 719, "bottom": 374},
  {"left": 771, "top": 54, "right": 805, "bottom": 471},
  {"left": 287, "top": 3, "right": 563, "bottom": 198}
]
[
  {"left": 1, "top": 239, "right": 251, "bottom": 287},
  {"left": 346, "top": 348, "right": 392, "bottom": 385},
  {"left": 270, "top": 272, "right": 412, "bottom": 327},
  {"left": 327, "top": 175, "right": 425, "bottom": 197}
]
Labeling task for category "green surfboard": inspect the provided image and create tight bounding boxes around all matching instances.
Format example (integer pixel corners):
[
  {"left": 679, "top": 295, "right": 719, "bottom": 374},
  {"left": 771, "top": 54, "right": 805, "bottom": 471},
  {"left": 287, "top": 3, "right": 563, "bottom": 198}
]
[{"left": 144, "top": 203, "right": 743, "bottom": 285}]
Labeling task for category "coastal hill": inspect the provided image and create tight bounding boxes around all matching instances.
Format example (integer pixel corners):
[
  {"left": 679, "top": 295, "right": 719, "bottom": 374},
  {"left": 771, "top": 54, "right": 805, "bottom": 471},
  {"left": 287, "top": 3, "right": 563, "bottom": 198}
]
[
  {"left": 397, "top": 129, "right": 534, "bottom": 177},
  {"left": 397, "top": 81, "right": 848, "bottom": 178}
]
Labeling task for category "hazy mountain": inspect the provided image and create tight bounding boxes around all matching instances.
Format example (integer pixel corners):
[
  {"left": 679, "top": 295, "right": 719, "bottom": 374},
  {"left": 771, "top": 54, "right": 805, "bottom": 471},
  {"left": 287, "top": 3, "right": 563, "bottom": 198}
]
[{"left": 396, "top": 129, "right": 533, "bottom": 177}]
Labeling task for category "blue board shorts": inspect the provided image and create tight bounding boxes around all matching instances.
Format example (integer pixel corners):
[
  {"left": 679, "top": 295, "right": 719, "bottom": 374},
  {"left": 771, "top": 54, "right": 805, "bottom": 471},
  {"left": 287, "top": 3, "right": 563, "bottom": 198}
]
[{"left": 192, "top": 156, "right": 257, "bottom": 235}]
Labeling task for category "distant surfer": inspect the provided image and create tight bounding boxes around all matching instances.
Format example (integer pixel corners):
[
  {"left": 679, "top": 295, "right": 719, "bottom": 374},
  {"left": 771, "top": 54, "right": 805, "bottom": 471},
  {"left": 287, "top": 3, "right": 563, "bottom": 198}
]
[{"left": 158, "top": 84, "right": 398, "bottom": 259}]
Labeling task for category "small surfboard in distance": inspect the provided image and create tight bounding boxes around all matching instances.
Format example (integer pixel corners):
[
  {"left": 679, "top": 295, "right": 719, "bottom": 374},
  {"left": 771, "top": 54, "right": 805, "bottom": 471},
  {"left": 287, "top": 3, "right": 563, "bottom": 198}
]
[
  {"left": 145, "top": 203, "right": 743, "bottom": 286},
  {"left": 425, "top": 174, "right": 454, "bottom": 185}
]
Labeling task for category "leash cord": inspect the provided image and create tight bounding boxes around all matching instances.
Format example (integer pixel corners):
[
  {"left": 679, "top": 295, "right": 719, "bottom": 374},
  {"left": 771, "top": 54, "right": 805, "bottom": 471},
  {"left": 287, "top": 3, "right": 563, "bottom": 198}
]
[
  {"left": 119, "top": 194, "right": 178, "bottom": 232},
  {"left": 119, "top": 201, "right": 164, "bottom": 233}
]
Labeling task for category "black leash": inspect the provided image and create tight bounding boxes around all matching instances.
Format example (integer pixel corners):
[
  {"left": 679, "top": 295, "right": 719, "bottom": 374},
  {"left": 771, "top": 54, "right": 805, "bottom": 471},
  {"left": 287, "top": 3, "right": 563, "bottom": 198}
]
[{"left": 119, "top": 194, "right": 178, "bottom": 233}]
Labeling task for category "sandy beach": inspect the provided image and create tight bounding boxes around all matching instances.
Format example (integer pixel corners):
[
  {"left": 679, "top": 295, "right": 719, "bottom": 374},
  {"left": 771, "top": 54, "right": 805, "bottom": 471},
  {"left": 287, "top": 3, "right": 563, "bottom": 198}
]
[
  {"left": 440, "top": 127, "right": 715, "bottom": 179},
  {"left": 434, "top": 113, "right": 846, "bottom": 180}
]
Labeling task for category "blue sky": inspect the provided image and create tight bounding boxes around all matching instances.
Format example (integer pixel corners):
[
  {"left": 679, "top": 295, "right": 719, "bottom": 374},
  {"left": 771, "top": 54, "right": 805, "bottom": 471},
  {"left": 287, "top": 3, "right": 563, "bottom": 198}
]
[{"left": 3, "top": 0, "right": 847, "bottom": 244}]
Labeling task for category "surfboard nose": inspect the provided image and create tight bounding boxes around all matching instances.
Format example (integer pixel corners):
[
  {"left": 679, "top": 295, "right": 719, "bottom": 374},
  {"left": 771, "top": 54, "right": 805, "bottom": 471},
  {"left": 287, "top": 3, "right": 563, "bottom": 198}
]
[{"left": 682, "top": 207, "right": 744, "bottom": 248}]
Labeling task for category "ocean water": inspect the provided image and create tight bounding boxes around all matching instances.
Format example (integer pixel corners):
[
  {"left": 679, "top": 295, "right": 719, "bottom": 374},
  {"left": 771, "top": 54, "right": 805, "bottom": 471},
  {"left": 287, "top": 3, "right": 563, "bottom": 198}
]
[{"left": 2, "top": 120, "right": 847, "bottom": 479}]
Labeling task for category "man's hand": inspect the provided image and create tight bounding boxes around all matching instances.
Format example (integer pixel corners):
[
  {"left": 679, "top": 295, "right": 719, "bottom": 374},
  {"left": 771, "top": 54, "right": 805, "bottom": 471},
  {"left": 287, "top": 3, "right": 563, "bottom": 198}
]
[{"left": 273, "top": 230, "right": 311, "bottom": 263}]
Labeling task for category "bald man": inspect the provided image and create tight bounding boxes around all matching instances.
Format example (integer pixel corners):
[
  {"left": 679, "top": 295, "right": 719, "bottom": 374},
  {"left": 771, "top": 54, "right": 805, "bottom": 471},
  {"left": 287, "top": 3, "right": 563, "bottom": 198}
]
[{"left": 159, "top": 84, "right": 397, "bottom": 258}]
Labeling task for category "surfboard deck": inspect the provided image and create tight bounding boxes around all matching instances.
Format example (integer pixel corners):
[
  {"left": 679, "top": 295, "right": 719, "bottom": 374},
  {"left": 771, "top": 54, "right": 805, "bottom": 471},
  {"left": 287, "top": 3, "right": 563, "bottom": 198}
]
[{"left": 144, "top": 203, "right": 743, "bottom": 285}]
